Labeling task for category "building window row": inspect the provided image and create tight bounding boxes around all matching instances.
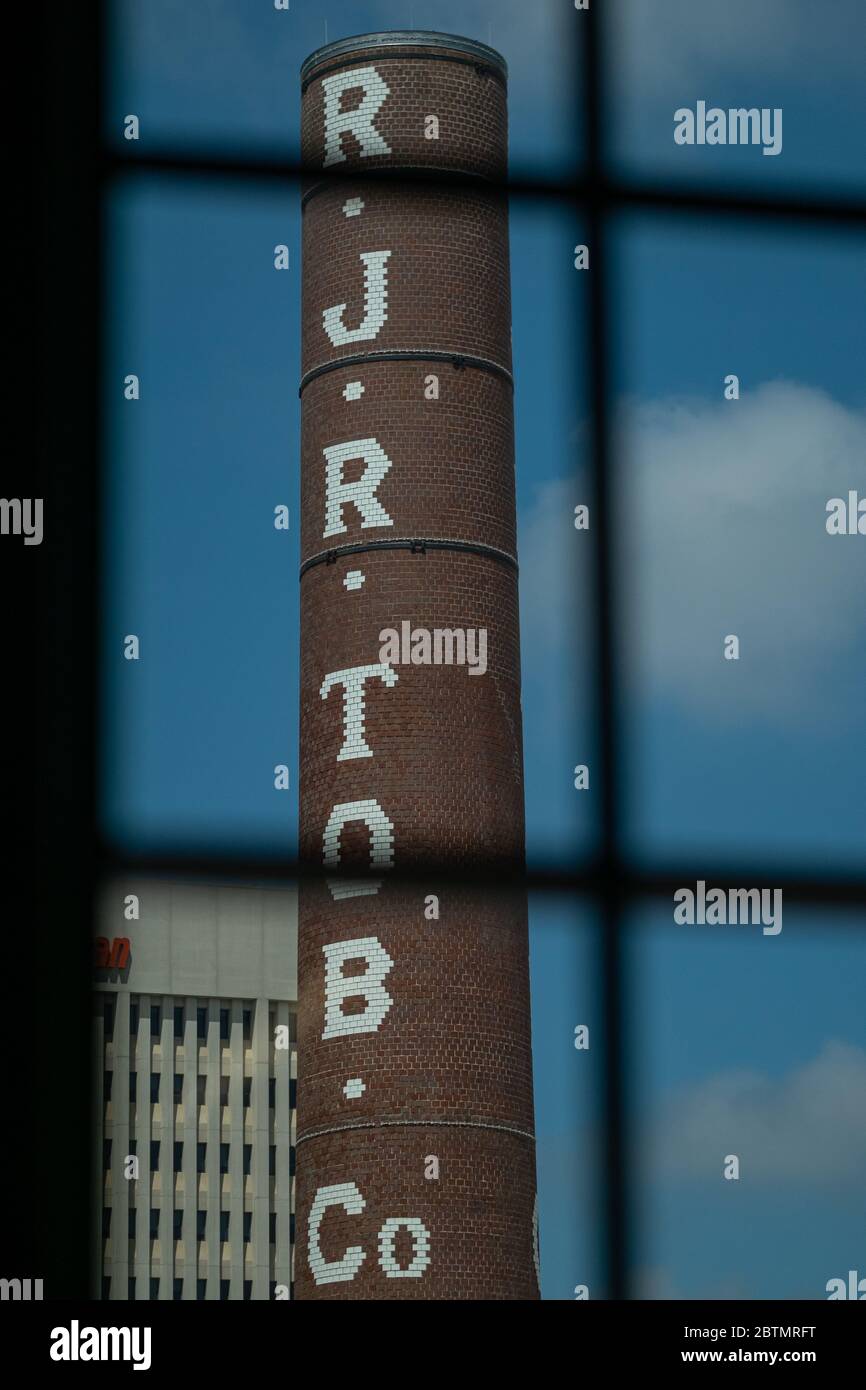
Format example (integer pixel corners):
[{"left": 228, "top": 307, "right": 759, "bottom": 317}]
[
  {"left": 103, "top": 1139, "right": 295, "bottom": 1178},
  {"left": 104, "top": 1070, "right": 296, "bottom": 1109},
  {"left": 108, "top": 1208, "right": 295, "bottom": 1247},
  {"left": 123, "top": 1002, "right": 254, "bottom": 1042}
]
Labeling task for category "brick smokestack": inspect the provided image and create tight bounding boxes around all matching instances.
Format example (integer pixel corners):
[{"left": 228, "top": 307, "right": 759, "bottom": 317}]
[{"left": 296, "top": 31, "right": 538, "bottom": 1300}]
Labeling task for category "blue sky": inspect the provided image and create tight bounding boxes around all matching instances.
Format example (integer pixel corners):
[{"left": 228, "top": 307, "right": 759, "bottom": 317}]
[{"left": 103, "top": 1, "right": 865, "bottom": 1298}]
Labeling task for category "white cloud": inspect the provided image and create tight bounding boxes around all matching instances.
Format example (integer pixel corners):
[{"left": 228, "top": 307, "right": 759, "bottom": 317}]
[
  {"left": 650, "top": 1040, "right": 866, "bottom": 1187},
  {"left": 620, "top": 382, "right": 866, "bottom": 722},
  {"left": 519, "top": 382, "right": 866, "bottom": 726}
]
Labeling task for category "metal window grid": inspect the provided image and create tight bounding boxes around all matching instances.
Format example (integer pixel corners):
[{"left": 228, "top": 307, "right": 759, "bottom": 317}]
[{"left": 31, "top": 3, "right": 866, "bottom": 1299}]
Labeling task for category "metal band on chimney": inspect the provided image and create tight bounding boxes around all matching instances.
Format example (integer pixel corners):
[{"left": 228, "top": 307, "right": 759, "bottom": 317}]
[
  {"left": 299, "top": 350, "right": 513, "bottom": 395},
  {"left": 299, "top": 537, "right": 519, "bottom": 579}
]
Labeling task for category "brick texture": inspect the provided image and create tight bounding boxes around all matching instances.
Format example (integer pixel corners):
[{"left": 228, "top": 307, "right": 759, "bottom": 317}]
[
  {"left": 297, "top": 33, "right": 538, "bottom": 1301},
  {"left": 300, "top": 368, "right": 517, "bottom": 569},
  {"left": 301, "top": 47, "right": 508, "bottom": 180},
  {"left": 302, "top": 183, "right": 512, "bottom": 376}
]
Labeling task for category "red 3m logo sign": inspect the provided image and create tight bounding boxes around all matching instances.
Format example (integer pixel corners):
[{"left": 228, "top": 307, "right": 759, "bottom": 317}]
[{"left": 94, "top": 937, "right": 130, "bottom": 971}]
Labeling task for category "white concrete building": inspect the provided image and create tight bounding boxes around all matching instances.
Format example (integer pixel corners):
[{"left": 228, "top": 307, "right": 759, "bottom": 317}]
[{"left": 92, "top": 880, "right": 297, "bottom": 1300}]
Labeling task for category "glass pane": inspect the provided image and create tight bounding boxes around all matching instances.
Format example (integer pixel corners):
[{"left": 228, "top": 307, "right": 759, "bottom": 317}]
[
  {"left": 613, "top": 213, "right": 866, "bottom": 874},
  {"left": 632, "top": 902, "right": 866, "bottom": 1299},
  {"left": 530, "top": 894, "right": 598, "bottom": 1300},
  {"left": 103, "top": 177, "right": 299, "bottom": 855},
  {"left": 605, "top": 0, "right": 865, "bottom": 196},
  {"left": 107, "top": 0, "right": 579, "bottom": 180},
  {"left": 102, "top": 184, "right": 590, "bottom": 869},
  {"left": 516, "top": 205, "right": 591, "bottom": 869}
]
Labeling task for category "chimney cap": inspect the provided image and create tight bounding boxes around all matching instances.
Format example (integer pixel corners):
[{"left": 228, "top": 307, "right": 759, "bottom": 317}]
[{"left": 301, "top": 30, "right": 508, "bottom": 86}]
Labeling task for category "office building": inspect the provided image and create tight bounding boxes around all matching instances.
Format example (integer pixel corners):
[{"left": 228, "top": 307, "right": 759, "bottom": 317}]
[{"left": 93, "top": 880, "right": 297, "bottom": 1300}]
